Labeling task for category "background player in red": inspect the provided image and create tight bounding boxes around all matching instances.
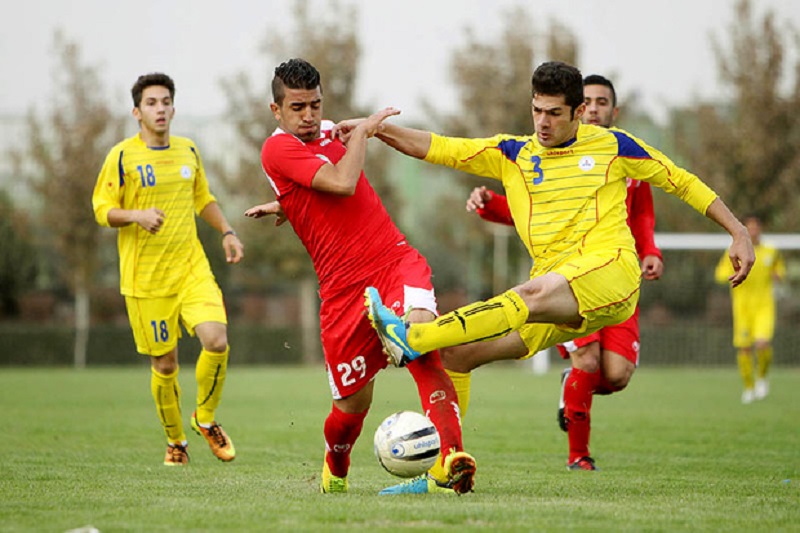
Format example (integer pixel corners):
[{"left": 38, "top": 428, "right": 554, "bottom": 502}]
[
  {"left": 244, "top": 59, "right": 475, "bottom": 494},
  {"left": 466, "top": 74, "right": 663, "bottom": 471}
]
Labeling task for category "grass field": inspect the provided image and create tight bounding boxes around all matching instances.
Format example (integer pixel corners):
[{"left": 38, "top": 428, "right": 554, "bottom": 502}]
[{"left": 2, "top": 364, "right": 798, "bottom": 532}]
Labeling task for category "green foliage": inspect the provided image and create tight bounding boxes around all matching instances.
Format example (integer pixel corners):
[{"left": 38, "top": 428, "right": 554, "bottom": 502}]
[
  {"left": 2, "top": 366, "right": 799, "bottom": 531},
  {"left": 0, "top": 190, "right": 38, "bottom": 316}
]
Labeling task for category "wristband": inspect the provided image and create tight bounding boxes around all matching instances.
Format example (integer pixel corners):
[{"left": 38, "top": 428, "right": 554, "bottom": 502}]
[{"left": 222, "top": 230, "right": 237, "bottom": 238}]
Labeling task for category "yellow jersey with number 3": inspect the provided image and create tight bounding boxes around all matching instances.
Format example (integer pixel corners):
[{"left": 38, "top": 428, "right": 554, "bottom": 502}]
[
  {"left": 426, "top": 123, "right": 718, "bottom": 275},
  {"left": 92, "top": 134, "right": 217, "bottom": 298}
]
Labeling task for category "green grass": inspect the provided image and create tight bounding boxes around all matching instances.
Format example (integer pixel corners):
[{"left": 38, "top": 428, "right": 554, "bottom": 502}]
[{"left": 1, "top": 364, "right": 798, "bottom": 532}]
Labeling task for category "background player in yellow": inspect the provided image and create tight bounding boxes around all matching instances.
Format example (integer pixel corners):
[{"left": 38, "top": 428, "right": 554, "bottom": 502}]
[
  {"left": 92, "top": 73, "right": 244, "bottom": 465},
  {"left": 348, "top": 61, "right": 754, "bottom": 417},
  {"left": 715, "top": 215, "right": 785, "bottom": 404}
]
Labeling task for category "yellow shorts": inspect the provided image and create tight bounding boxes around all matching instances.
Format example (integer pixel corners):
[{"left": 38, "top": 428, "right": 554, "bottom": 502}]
[
  {"left": 125, "top": 273, "right": 227, "bottom": 357},
  {"left": 517, "top": 248, "right": 641, "bottom": 358},
  {"left": 732, "top": 299, "right": 775, "bottom": 347}
]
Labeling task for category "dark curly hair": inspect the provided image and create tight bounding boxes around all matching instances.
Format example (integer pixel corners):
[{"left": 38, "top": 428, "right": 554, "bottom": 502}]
[
  {"left": 131, "top": 73, "right": 175, "bottom": 108},
  {"left": 272, "top": 58, "right": 322, "bottom": 105},
  {"left": 583, "top": 74, "right": 617, "bottom": 107},
  {"left": 531, "top": 62, "right": 584, "bottom": 117}
]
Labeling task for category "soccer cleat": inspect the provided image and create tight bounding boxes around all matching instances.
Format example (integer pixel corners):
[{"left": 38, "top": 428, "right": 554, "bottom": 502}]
[
  {"left": 378, "top": 474, "right": 454, "bottom": 495},
  {"left": 741, "top": 388, "right": 755, "bottom": 404},
  {"left": 364, "top": 286, "right": 421, "bottom": 366},
  {"left": 163, "top": 443, "right": 189, "bottom": 466},
  {"left": 754, "top": 379, "right": 769, "bottom": 400},
  {"left": 567, "top": 456, "right": 598, "bottom": 471},
  {"left": 558, "top": 367, "right": 571, "bottom": 432},
  {"left": 320, "top": 460, "right": 349, "bottom": 494},
  {"left": 444, "top": 451, "right": 477, "bottom": 494},
  {"left": 191, "top": 412, "right": 236, "bottom": 462}
]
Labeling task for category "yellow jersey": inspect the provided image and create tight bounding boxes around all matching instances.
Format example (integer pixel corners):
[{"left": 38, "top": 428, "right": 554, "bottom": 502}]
[
  {"left": 716, "top": 242, "right": 785, "bottom": 307},
  {"left": 426, "top": 123, "right": 718, "bottom": 275},
  {"left": 92, "top": 134, "right": 217, "bottom": 297}
]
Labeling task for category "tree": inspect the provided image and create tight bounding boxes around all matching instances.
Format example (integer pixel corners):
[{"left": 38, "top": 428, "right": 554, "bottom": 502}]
[
  {"left": 212, "top": 0, "right": 378, "bottom": 362},
  {"left": 665, "top": 0, "right": 800, "bottom": 231},
  {"left": 10, "top": 31, "right": 125, "bottom": 367}
]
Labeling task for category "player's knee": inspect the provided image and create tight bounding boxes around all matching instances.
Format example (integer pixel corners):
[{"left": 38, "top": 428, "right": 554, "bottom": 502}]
[
  {"left": 440, "top": 346, "right": 477, "bottom": 374},
  {"left": 202, "top": 334, "right": 229, "bottom": 354}
]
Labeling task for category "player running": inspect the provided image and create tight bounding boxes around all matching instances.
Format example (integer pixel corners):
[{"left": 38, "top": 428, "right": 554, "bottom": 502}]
[{"left": 92, "top": 73, "right": 243, "bottom": 465}]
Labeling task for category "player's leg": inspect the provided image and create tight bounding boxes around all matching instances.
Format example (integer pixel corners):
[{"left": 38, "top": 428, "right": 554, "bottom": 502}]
[
  {"left": 322, "top": 382, "right": 374, "bottom": 493},
  {"left": 752, "top": 304, "right": 776, "bottom": 400},
  {"left": 596, "top": 310, "right": 640, "bottom": 394},
  {"left": 732, "top": 308, "right": 755, "bottom": 403},
  {"left": 125, "top": 295, "right": 188, "bottom": 465},
  {"left": 182, "top": 276, "right": 235, "bottom": 461},
  {"left": 562, "top": 341, "right": 602, "bottom": 471}
]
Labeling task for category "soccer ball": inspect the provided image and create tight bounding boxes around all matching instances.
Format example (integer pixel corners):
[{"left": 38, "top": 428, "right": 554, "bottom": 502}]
[{"left": 373, "top": 410, "right": 440, "bottom": 478}]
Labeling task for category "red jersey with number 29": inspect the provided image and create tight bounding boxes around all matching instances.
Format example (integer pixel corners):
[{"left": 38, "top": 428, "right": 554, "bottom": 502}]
[{"left": 261, "top": 121, "right": 408, "bottom": 295}]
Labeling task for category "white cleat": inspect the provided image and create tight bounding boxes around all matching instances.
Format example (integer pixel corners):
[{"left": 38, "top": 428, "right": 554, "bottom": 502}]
[
  {"left": 741, "top": 388, "right": 755, "bottom": 404},
  {"left": 754, "top": 379, "right": 769, "bottom": 400}
]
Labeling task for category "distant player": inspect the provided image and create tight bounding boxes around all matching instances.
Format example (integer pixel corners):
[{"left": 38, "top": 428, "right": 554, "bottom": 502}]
[
  {"left": 715, "top": 214, "right": 785, "bottom": 403},
  {"left": 347, "top": 62, "right": 753, "bottom": 468},
  {"left": 244, "top": 59, "right": 475, "bottom": 495},
  {"left": 92, "top": 73, "right": 244, "bottom": 465},
  {"left": 466, "top": 75, "right": 664, "bottom": 471}
]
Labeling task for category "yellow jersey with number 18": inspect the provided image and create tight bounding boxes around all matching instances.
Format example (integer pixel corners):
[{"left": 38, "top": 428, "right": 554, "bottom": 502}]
[
  {"left": 426, "top": 123, "right": 718, "bottom": 276},
  {"left": 92, "top": 134, "right": 217, "bottom": 298}
]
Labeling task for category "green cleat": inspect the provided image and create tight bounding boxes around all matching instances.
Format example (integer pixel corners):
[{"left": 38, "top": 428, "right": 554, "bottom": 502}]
[{"left": 321, "top": 459, "right": 349, "bottom": 493}]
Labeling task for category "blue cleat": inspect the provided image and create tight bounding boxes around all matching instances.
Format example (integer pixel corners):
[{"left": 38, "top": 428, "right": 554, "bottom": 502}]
[
  {"left": 379, "top": 475, "right": 454, "bottom": 495},
  {"left": 364, "top": 286, "right": 421, "bottom": 366}
]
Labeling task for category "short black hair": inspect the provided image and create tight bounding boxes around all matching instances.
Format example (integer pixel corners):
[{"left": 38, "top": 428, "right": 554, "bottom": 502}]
[
  {"left": 131, "top": 73, "right": 175, "bottom": 108},
  {"left": 272, "top": 58, "right": 322, "bottom": 105},
  {"left": 583, "top": 74, "right": 617, "bottom": 107},
  {"left": 531, "top": 61, "right": 584, "bottom": 116}
]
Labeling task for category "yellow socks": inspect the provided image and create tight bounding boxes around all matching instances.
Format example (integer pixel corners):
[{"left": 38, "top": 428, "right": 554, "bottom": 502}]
[
  {"left": 151, "top": 367, "right": 186, "bottom": 444},
  {"left": 195, "top": 346, "right": 229, "bottom": 425},
  {"left": 756, "top": 346, "right": 772, "bottom": 379},
  {"left": 408, "top": 290, "right": 528, "bottom": 354},
  {"left": 737, "top": 349, "right": 754, "bottom": 389}
]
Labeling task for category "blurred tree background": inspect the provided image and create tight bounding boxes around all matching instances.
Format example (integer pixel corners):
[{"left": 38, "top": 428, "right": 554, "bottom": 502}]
[{"left": 2, "top": 0, "right": 798, "bottom": 366}]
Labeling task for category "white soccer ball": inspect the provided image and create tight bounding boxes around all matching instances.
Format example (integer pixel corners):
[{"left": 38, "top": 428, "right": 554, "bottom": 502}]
[{"left": 373, "top": 410, "right": 440, "bottom": 478}]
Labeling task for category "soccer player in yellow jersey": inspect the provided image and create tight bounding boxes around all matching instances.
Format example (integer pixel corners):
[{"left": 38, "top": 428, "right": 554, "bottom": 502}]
[
  {"left": 348, "top": 62, "right": 753, "bottom": 442},
  {"left": 715, "top": 215, "right": 785, "bottom": 404},
  {"left": 92, "top": 73, "right": 244, "bottom": 466}
]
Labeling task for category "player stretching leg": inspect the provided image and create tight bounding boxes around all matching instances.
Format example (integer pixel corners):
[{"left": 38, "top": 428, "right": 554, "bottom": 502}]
[
  {"left": 246, "top": 59, "right": 474, "bottom": 495},
  {"left": 351, "top": 62, "right": 753, "bottom": 474}
]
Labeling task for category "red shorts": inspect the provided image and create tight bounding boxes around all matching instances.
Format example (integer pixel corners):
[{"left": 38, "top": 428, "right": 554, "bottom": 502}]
[
  {"left": 557, "top": 307, "right": 640, "bottom": 365},
  {"left": 320, "top": 251, "right": 437, "bottom": 399}
]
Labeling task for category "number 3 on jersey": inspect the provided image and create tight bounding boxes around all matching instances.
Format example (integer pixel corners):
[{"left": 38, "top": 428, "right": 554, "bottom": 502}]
[{"left": 530, "top": 155, "right": 544, "bottom": 185}]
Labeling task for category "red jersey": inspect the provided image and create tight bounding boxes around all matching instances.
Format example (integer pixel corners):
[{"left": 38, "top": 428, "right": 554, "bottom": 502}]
[
  {"left": 478, "top": 179, "right": 662, "bottom": 261},
  {"left": 261, "top": 121, "right": 409, "bottom": 295}
]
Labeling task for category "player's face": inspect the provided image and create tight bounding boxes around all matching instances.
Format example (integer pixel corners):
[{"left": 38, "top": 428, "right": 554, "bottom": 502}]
[
  {"left": 583, "top": 84, "right": 618, "bottom": 128},
  {"left": 271, "top": 87, "right": 322, "bottom": 143},
  {"left": 133, "top": 86, "right": 174, "bottom": 137},
  {"left": 531, "top": 94, "right": 584, "bottom": 147}
]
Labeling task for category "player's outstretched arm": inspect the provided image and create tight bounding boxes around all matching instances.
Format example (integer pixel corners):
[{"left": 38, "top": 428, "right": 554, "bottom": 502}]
[
  {"left": 705, "top": 198, "right": 755, "bottom": 287},
  {"left": 200, "top": 202, "right": 244, "bottom": 264},
  {"left": 244, "top": 201, "right": 287, "bottom": 226}
]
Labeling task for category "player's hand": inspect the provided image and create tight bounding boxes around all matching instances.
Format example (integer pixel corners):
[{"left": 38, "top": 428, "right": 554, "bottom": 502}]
[
  {"left": 727, "top": 231, "right": 756, "bottom": 287},
  {"left": 466, "top": 186, "right": 494, "bottom": 212},
  {"left": 332, "top": 118, "right": 364, "bottom": 143},
  {"left": 244, "top": 201, "right": 288, "bottom": 226},
  {"left": 333, "top": 107, "right": 400, "bottom": 143},
  {"left": 222, "top": 232, "right": 244, "bottom": 264},
  {"left": 641, "top": 255, "right": 664, "bottom": 280},
  {"left": 136, "top": 208, "right": 166, "bottom": 234}
]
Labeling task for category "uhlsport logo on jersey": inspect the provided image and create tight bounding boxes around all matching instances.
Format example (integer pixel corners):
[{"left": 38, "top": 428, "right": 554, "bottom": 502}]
[{"left": 578, "top": 156, "right": 595, "bottom": 171}]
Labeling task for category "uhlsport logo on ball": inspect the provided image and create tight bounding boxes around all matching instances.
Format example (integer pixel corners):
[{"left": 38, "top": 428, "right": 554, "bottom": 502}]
[{"left": 374, "top": 411, "right": 440, "bottom": 478}]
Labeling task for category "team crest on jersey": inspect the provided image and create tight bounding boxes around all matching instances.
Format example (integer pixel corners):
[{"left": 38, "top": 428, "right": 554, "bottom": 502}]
[
  {"left": 320, "top": 139, "right": 332, "bottom": 146},
  {"left": 578, "top": 156, "right": 595, "bottom": 171},
  {"left": 180, "top": 166, "right": 192, "bottom": 179}
]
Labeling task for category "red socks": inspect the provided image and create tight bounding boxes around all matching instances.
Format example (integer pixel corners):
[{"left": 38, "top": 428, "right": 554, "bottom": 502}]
[
  {"left": 406, "top": 350, "right": 463, "bottom": 459},
  {"left": 564, "top": 368, "right": 602, "bottom": 463},
  {"left": 324, "top": 404, "right": 367, "bottom": 478}
]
